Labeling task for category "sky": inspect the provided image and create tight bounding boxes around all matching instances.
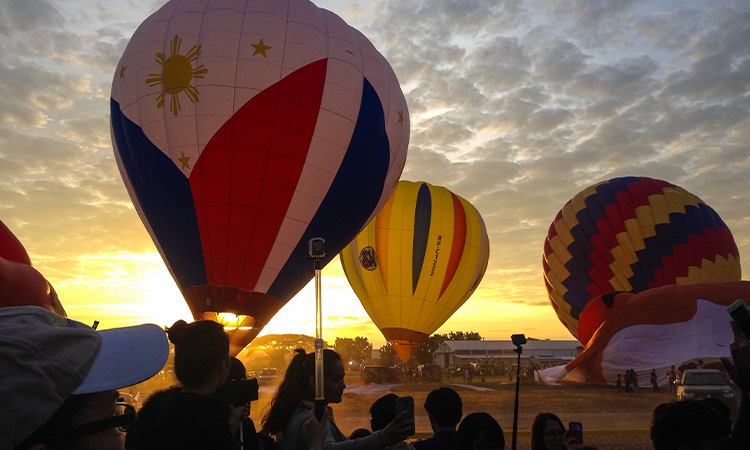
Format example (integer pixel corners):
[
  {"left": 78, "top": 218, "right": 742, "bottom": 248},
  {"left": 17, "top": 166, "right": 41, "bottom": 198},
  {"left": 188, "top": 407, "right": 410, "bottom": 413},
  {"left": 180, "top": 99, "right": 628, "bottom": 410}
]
[{"left": 0, "top": 0, "right": 748, "bottom": 349}]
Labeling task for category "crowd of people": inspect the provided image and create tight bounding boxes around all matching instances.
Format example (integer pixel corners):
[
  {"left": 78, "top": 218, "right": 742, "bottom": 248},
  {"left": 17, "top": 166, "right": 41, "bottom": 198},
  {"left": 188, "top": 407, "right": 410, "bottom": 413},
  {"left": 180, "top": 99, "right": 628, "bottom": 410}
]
[{"left": 2, "top": 305, "right": 750, "bottom": 449}]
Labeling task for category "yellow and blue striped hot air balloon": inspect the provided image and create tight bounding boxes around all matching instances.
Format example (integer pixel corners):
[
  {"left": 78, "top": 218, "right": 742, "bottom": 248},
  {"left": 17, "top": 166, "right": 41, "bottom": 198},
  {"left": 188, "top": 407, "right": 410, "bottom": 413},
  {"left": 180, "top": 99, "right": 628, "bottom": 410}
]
[
  {"left": 340, "top": 181, "right": 490, "bottom": 362},
  {"left": 543, "top": 176, "right": 741, "bottom": 342}
]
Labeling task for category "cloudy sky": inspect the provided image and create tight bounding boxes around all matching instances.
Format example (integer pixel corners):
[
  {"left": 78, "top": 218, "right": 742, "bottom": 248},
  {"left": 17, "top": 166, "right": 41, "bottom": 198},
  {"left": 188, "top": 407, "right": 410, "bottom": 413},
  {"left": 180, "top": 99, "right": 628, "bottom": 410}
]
[{"left": 1, "top": 0, "right": 748, "bottom": 347}]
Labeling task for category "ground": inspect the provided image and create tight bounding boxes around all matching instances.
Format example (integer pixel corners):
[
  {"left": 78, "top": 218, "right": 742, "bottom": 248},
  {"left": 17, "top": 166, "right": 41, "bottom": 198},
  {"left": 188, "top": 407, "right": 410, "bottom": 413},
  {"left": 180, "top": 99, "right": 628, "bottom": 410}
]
[{"left": 246, "top": 380, "right": 675, "bottom": 440}]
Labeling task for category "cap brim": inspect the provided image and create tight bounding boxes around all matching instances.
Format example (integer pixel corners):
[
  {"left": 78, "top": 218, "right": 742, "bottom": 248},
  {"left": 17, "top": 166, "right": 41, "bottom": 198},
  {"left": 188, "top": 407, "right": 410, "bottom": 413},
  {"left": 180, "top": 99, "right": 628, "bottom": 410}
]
[{"left": 73, "top": 323, "right": 169, "bottom": 395}]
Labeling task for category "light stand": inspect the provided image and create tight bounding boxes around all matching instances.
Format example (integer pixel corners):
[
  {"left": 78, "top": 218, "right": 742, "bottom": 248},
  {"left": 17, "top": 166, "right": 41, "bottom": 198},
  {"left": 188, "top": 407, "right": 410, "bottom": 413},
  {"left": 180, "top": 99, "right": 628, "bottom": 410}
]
[
  {"left": 511, "top": 333, "right": 526, "bottom": 450},
  {"left": 309, "top": 238, "right": 326, "bottom": 421}
]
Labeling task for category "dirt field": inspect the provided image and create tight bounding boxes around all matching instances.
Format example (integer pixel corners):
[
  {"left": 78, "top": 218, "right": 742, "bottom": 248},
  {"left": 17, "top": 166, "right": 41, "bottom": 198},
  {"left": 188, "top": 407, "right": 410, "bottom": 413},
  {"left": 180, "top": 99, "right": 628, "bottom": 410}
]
[{"left": 247, "top": 381, "right": 675, "bottom": 437}]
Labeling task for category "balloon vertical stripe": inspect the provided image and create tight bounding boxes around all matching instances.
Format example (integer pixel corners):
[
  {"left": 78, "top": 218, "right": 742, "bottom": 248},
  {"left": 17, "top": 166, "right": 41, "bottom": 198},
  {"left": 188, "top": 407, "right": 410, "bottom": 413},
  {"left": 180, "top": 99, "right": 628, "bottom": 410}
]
[
  {"left": 189, "top": 59, "right": 327, "bottom": 293},
  {"left": 440, "top": 193, "right": 467, "bottom": 297},
  {"left": 412, "top": 183, "right": 431, "bottom": 294},
  {"left": 268, "top": 78, "right": 392, "bottom": 302}
]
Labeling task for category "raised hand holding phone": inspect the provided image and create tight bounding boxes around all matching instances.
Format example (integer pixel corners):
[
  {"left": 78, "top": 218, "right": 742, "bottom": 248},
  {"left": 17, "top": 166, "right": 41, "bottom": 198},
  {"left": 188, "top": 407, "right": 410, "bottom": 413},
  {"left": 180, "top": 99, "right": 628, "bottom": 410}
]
[
  {"left": 568, "top": 421, "right": 583, "bottom": 444},
  {"left": 728, "top": 299, "right": 750, "bottom": 338}
]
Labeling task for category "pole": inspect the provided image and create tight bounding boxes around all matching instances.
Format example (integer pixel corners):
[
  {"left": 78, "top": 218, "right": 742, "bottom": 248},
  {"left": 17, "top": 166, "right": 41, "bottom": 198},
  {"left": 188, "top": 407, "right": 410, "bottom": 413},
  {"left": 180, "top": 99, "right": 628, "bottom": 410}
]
[
  {"left": 309, "top": 238, "right": 326, "bottom": 421},
  {"left": 313, "top": 256, "right": 325, "bottom": 420},
  {"left": 512, "top": 344, "right": 522, "bottom": 450}
]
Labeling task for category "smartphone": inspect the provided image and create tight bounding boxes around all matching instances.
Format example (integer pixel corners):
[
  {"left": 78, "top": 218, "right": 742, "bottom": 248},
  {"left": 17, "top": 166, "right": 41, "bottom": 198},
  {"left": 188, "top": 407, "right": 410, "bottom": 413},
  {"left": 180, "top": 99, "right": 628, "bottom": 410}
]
[
  {"left": 568, "top": 422, "right": 583, "bottom": 444},
  {"left": 394, "top": 395, "right": 415, "bottom": 436},
  {"left": 728, "top": 299, "right": 750, "bottom": 338}
]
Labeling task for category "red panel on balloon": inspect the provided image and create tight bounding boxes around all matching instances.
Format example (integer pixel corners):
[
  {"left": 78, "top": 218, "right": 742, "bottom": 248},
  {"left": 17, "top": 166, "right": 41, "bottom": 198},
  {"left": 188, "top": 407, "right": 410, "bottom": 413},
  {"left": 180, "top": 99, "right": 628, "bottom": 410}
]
[{"left": 191, "top": 60, "right": 327, "bottom": 290}]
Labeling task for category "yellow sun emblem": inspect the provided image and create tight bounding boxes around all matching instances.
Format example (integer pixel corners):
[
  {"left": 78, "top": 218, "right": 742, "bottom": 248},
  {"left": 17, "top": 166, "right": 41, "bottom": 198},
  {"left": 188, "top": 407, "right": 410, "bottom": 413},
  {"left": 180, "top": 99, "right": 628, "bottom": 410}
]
[{"left": 146, "top": 35, "right": 208, "bottom": 116}]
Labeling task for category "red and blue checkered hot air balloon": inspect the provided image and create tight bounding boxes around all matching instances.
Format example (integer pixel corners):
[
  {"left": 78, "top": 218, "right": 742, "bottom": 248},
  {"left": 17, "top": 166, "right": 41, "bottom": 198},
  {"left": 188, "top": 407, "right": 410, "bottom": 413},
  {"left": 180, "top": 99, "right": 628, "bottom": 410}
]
[
  {"left": 110, "top": 0, "right": 409, "bottom": 354},
  {"left": 543, "top": 176, "right": 740, "bottom": 344}
]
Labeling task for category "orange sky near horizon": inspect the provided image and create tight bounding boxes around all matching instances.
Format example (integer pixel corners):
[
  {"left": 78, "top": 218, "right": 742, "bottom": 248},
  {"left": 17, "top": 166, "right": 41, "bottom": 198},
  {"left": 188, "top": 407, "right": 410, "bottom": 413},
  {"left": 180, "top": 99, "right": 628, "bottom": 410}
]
[{"left": 47, "top": 249, "right": 573, "bottom": 350}]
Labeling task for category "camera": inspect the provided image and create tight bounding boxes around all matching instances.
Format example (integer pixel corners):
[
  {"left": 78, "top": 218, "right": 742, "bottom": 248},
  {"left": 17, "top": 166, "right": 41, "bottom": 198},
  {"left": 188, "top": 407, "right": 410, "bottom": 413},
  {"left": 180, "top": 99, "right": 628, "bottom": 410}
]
[
  {"left": 511, "top": 334, "right": 527, "bottom": 346},
  {"left": 215, "top": 378, "right": 259, "bottom": 406},
  {"left": 308, "top": 237, "right": 326, "bottom": 258}
]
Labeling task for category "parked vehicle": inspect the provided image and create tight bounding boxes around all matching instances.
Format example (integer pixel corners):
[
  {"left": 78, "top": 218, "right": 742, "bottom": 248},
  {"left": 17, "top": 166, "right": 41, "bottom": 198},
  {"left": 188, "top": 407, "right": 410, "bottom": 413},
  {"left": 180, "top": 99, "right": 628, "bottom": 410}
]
[
  {"left": 362, "top": 365, "right": 391, "bottom": 384},
  {"left": 677, "top": 369, "right": 737, "bottom": 415},
  {"left": 257, "top": 368, "right": 279, "bottom": 385}
]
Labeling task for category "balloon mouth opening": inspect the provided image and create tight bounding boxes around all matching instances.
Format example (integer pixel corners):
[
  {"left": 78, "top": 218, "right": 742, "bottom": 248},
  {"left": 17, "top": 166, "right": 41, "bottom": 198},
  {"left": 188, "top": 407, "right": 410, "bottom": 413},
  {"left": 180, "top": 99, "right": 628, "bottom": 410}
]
[{"left": 381, "top": 328, "right": 429, "bottom": 362}]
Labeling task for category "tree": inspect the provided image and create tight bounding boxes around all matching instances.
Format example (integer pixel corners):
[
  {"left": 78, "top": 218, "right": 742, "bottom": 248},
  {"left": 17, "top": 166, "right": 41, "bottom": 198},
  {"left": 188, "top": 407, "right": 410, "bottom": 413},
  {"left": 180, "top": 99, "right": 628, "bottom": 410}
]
[
  {"left": 333, "top": 337, "right": 373, "bottom": 368},
  {"left": 245, "top": 334, "right": 322, "bottom": 372},
  {"left": 378, "top": 342, "right": 399, "bottom": 367},
  {"left": 414, "top": 333, "right": 448, "bottom": 365},
  {"left": 448, "top": 331, "right": 482, "bottom": 341}
]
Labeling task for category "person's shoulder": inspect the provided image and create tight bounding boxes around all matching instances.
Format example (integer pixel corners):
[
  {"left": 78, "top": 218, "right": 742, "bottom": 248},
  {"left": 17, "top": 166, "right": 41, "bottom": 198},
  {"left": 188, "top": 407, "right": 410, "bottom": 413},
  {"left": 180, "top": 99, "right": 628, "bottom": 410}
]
[{"left": 411, "top": 437, "right": 434, "bottom": 450}]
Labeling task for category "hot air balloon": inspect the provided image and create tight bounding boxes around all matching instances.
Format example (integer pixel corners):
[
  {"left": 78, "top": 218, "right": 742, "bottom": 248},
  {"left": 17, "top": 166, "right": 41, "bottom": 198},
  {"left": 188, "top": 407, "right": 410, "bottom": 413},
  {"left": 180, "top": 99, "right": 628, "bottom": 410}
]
[
  {"left": 340, "top": 181, "right": 489, "bottom": 362},
  {"left": 0, "top": 220, "right": 66, "bottom": 315},
  {"left": 110, "top": 0, "right": 409, "bottom": 355},
  {"left": 543, "top": 176, "right": 740, "bottom": 341},
  {"left": 539, "top": 281, "right": 750, "bottom": 385}
]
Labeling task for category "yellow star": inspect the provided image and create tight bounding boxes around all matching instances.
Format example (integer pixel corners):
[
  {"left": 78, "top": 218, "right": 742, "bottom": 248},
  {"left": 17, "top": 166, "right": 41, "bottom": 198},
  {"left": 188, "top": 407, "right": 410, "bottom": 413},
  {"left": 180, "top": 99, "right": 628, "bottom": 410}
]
[
  {"left": 251, "top": 38, "right": 272, "bottom": 58},
  {"left": 120, "top": 65, "right": 127, "bottom": 79},
  {"left": 178, "top": 152, "right": 191, "bottom": 170},
  {"left": 398, "top": 110, "right": 404, "bottom": 125}
]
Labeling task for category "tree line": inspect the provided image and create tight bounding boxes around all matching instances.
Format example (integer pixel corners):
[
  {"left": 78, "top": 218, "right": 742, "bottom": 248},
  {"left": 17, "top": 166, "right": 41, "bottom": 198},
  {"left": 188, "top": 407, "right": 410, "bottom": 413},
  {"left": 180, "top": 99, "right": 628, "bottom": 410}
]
[{"left": 236, "top": 331, "right": 483, "bottom": 372}]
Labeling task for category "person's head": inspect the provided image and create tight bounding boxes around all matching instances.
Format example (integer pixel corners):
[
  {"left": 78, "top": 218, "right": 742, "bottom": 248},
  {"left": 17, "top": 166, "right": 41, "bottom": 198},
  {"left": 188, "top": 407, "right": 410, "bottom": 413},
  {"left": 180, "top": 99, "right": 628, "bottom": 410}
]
[
  {"left": 167, "top": 319, "right": 230, "bottom": 390},
  {"left": 424, "top": 387, "right": 462, "bottom": 431},
  {"left": 261, "top": 349, "right": 343, "bottom": 435},
  {"left": 651, "top": 400, "right": 732, "bottom": 450},
  {"left": 531, "top": 413, "right": 565, "bottom": 450},
  {"left": 349, "top": 428, "right": 372, "bottom": 439},
  {"left": 370, "top": 393, "right": 398, "bottom": 431},
  {"left": 457, "top": 412, "right": 504, "bottom": 450},
  {"left": 227, "top": 357, "right": 247, "bottom": 382},
  {"left": 1, "top": 306, "right": 168, "bottom": 450},
  {"left": 279, "top": 348, "right": 345, "bottom": 403}
]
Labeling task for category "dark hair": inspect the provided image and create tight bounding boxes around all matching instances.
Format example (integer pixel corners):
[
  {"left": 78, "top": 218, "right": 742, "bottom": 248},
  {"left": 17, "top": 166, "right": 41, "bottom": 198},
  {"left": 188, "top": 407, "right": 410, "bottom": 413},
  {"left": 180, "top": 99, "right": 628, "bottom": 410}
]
[
  {"left": 424, "top": 387, "right": 462, "bottom": 428},
  {"left": 261, "top": 348, "right": 342, "bottom": 436},
  {"left": 531, "top": 413, "right": 564, "bottom": 450},
  {"left": 458, "top": 412, "right": 504, "bottom": 450},
  {"left": 370, "top": 393, "right": 398, "bottom": 431},
  {"left": 349, "top": 428, "right": 372, "bottom": 439},
  {"left": 167, "top": 320, "right": 229, "bottom": 387},
  {"left": 651, "top": 400, "right": 731, "bottom": 450},
  {"left": 227, "top": 357, "right": 247, "bottom": 382}
]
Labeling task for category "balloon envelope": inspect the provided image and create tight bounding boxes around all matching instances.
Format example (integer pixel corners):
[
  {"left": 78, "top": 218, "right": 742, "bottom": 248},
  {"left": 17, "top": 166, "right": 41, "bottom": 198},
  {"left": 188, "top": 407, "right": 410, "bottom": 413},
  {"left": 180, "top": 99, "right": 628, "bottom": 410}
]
[
  {"left": 340, "top": 181, "right": 489, "bottom": 362},
  {"left": 539, "top": 281, "right": 750, "bottom": 385},
  {"left": 543, "top": 176, "right": 740, "bottom": 341},
  {"left": 110, "top": 0, "right": 409, "bottom": 354}
]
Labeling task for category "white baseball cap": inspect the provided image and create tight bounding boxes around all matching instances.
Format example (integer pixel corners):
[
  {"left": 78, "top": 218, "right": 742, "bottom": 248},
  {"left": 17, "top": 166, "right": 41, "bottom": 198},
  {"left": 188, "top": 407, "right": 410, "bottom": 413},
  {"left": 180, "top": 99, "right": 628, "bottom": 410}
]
[{"left": 0, "top": 306, "right": 169, "bottom": 448}]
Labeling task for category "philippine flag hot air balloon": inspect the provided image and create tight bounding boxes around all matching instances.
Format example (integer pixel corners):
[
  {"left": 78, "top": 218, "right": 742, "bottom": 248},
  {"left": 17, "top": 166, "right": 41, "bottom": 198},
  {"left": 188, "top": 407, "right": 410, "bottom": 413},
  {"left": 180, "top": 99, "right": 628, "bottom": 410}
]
[
  {"left": 340, "top": 181, "right": 489, "bottom": 362},
  {"left": 543, "top": 176, "right": 740, "bottom": 342},
  {"left": 110, "top": 0, "right": 409, "bottom": 355}
]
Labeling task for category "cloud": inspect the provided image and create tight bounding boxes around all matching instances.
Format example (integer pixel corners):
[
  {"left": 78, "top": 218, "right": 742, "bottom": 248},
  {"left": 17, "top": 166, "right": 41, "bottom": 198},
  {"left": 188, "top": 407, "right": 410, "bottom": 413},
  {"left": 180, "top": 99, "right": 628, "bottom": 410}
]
[{"left": 0, "top": 0, "right": 748, "bottom": 342}]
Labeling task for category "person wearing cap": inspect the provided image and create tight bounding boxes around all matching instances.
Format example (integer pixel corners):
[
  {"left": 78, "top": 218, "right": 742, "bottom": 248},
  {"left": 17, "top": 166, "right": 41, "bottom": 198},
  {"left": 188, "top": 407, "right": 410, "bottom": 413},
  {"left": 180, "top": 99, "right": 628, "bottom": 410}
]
[{"left": 0, "top": 305, "right": 169, "bottom": 450}]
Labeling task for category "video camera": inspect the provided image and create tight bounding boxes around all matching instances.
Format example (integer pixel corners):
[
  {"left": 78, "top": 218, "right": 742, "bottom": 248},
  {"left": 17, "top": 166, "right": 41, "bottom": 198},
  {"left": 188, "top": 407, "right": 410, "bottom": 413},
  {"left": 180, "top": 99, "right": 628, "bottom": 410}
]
[{"left": 215, "top": 378, "right": 259, "bottom": 406}]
